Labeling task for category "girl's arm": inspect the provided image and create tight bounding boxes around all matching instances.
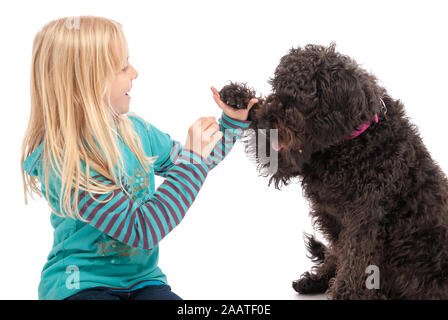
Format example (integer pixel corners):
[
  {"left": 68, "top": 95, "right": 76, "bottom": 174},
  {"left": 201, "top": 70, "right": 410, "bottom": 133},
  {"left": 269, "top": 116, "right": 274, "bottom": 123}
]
[
  {"left": 77, "top": 113, "right": 250, "bottom": 251},
  {"left": 204, "top": 111, "right": 251, "bottom": 170},
  {"left": 154, "top": 111, "right": 251, "bottom": 176},
  {"left": 78, "top": 147, "right": 209, "bottom": 251}
]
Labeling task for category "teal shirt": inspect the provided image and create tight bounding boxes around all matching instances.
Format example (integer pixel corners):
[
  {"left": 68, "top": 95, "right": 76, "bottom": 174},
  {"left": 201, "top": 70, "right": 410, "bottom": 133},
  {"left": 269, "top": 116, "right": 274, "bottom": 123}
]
[{"left": 22, "top": 111, "right": 251, "bottom": 300}]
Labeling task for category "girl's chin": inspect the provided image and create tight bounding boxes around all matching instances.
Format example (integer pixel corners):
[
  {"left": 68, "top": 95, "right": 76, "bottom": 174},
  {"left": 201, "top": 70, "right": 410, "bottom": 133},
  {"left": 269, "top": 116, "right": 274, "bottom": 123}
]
[{"left": 115, "top": 104, "right": 130, "bottom": 114}]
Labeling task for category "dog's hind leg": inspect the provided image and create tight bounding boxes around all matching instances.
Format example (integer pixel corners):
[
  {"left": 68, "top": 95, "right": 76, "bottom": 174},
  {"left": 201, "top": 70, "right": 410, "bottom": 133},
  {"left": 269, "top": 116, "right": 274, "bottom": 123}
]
[{"left": 292, "top": 234, "right": 337, "bottom": 294}]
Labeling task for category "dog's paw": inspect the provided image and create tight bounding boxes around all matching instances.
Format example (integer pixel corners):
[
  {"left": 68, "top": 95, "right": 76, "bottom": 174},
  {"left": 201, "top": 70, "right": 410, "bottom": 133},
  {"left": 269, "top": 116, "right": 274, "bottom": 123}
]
[
  {"left": 218, "top": 81, "right": 257, "bottom": 110},
  {"left": 292, "top": 272, "right": 329, "bottom": 294}
]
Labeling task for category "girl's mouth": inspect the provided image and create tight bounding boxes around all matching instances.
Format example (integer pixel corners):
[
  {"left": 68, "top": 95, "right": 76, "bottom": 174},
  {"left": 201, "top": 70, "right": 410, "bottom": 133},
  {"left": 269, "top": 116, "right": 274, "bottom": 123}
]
[{"left": 125, "top": 87, "right": 132, "bottom": 98}]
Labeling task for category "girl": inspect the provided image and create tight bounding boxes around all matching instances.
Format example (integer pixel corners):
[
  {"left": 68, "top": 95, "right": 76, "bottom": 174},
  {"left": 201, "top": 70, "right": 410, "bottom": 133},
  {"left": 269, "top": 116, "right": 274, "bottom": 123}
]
[{"left": 21, "top": 16, "right": 257, "bottom": 300}]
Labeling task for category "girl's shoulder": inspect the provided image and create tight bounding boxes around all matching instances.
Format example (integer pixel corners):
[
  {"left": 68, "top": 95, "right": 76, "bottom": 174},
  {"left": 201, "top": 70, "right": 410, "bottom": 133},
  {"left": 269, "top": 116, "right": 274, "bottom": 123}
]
[
  {"left": 127, "top": 112, "right": 151, "bottom": 132},
  {"left": 127, "top": 112, "right": 170, "bottom": 143}
]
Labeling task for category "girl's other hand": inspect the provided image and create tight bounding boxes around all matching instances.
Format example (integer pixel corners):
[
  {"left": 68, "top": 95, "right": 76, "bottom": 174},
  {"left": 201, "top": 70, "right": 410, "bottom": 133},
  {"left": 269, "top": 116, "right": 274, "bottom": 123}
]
[
  {"left": 184, "top": 117, "right": 223, "bottom": 159},
  {"left": 211, "top": 86, "right": 258, "bottom": 121}
]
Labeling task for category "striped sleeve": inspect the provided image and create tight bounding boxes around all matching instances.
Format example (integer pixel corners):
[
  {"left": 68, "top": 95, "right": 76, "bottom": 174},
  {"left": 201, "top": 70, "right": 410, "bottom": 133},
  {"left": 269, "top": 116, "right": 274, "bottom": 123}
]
[
  {"left": 77, "top": 149, "right": 209, "bottom": 250},
  {"left": 203, "top": 112, "right": 251, "bottom": 171},
  {"left": 143, "top": 121, "right": 182, "bottom": 178},
  {"left": 148, "top": 112, "right": 251, "bottom": 177},
  {"left": 153, "top": 140, "right": 183, "bottom": 177},
  {"left": 154, "top": 112, "right": 251, "bottom": 176}
]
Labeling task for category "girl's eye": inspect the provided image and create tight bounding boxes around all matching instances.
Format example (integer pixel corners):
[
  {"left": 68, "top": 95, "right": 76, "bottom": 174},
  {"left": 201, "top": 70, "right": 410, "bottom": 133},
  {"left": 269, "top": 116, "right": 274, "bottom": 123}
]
[{"left": 122, "top": 65, "right": 129, "bottom": 72}]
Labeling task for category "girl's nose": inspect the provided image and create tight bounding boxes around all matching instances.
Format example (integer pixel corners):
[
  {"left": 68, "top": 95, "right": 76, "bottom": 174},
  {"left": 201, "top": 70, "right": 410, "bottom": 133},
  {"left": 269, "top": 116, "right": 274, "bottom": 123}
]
[{"left": 130, "top": 64, "right": 138, "bottom": 79}]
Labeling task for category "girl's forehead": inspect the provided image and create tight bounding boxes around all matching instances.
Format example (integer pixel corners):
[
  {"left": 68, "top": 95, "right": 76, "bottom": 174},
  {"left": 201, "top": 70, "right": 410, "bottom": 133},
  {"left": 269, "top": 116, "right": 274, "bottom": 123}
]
[
  {"left": 113, "top": 36, "right": 128, "bottom": 56},
  {"left": 114, "top": 42, "right": 129, "bottom": 64}
]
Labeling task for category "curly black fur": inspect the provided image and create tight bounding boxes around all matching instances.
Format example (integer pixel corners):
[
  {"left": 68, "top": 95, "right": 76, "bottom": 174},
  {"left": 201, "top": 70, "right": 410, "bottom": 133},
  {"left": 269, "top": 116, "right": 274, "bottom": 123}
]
[
  {"left": 303, "top": 233, "right": 326, "bottom": 264},
  {"left": 220, "top": 43, "right": 448, "bottom": 299},
  {"left": 219, "top": 81, "right": 262, "bottom": 122}
]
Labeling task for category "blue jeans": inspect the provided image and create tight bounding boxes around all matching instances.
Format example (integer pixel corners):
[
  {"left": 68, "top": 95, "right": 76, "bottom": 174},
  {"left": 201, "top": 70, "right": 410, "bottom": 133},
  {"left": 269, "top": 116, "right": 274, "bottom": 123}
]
[{"left": 64, "top": 284, "right": 182, "bottom": 300}]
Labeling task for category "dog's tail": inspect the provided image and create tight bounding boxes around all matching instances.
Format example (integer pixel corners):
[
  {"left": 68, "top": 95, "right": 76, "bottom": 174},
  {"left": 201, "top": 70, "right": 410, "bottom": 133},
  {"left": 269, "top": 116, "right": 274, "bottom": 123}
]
[{"left": 303, "top": 233, "right": 327, "bottom": 264}]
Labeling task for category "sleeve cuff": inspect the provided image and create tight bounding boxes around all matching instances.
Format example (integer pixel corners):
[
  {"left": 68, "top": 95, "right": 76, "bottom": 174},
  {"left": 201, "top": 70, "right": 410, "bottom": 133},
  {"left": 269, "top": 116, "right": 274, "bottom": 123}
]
[{"left": 221, "top": 112, "right": 251, "bottom": 130}]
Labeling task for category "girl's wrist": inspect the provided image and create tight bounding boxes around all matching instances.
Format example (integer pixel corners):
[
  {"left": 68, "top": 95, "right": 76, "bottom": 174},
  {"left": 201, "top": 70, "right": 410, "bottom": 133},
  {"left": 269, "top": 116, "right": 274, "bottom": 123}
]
[{"left": 221, "top": 112, "right": 251, "bottom": 128}]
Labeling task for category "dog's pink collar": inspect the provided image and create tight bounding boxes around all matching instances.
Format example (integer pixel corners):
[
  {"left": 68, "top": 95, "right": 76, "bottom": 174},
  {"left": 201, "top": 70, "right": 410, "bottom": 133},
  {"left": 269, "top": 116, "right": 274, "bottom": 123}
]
[
  {"left": 346, "top": 113, "right": 379, "bottom": 140},
  {"left": 345, "top": 99, "right": 385, "bottom": 141}
]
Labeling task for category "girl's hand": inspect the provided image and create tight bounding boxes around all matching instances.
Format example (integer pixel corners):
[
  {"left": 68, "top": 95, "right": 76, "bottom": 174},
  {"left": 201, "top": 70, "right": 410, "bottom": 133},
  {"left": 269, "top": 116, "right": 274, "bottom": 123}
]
[
  {"left": 211, "top": 86, "right": 258, "bottom": 121},
  {"left": 184, "top": 117, "right": 223, "bottom": 159}
]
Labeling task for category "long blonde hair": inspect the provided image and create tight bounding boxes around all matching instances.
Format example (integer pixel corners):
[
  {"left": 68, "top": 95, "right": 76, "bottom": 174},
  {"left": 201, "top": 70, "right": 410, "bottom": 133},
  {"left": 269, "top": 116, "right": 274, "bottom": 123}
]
[{"left": 21, "top": 16, "right": 156, "bottom": 220}]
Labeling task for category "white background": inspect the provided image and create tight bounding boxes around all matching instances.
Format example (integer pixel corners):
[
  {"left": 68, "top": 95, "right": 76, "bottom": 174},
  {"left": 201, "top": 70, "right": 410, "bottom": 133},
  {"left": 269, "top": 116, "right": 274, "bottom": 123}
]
[{"left": 1, "top": 0, "right": 447, "bottom": 300}]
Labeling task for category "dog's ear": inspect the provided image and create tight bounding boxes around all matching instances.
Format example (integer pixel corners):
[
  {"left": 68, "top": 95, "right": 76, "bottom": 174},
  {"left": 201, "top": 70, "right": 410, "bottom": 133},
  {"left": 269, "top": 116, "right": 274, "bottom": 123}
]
[{"left": 308, "top": 65, "right": 382, "bottom": 149}]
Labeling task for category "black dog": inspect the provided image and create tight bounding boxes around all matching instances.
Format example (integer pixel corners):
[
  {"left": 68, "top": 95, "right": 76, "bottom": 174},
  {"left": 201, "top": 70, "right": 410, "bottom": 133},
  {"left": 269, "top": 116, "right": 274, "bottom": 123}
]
[{"left": 219, "top": 43, "right": 448, "bottom": 299}]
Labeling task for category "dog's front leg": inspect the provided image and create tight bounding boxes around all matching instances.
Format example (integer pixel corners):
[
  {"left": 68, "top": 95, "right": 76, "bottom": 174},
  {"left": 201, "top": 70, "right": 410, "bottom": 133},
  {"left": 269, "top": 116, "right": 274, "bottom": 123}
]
[
  {"left": 328, "top": 245, "right": 383, "bottom": 299},
  {"left": 218, "top": 81, "right": 263, "bottom": 122},
  {"left": 326, "top": 208, "right": 386, "bottom": 300}
]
